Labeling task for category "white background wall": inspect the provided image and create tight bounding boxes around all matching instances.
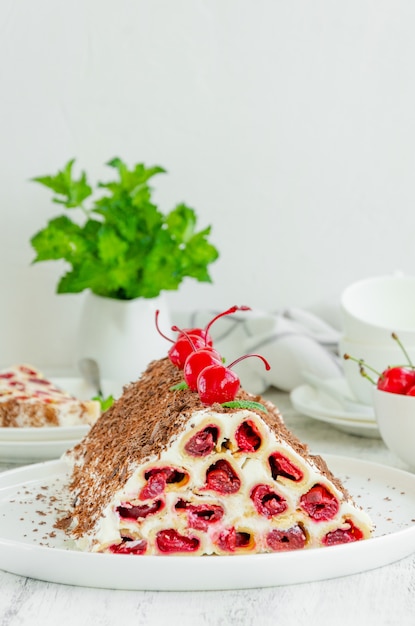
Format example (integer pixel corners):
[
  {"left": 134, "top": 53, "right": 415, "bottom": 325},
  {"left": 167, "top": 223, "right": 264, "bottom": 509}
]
[{"left": 2, "top": 0, "right": 415, "bottom": 370}]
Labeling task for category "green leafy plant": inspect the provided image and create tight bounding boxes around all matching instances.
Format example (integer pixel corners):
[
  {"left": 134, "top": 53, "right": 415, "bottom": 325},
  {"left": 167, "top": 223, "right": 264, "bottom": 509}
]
[{"left": 30, "top": 158, "right": 219, "bottom": 300}]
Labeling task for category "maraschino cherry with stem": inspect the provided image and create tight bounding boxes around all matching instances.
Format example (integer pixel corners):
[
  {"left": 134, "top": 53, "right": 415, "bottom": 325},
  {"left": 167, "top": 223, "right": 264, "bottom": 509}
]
[
  {"left": 170, "top": 326, "right": 223, "bottom": 391},
  {"left": 155, "top": 305, "right": 251, "bottom": 369},
  {"left": 155, "top": 310, "right": 206, "bottom": 368},
  {"left": 183, "top": 348, "right": 223, "bottom": 391},
  {"left": 197, "top": 354, "right": 271, "bottom": 405},
  {"left": 343, "top": 332, "right": 415, "bottom": 396}
]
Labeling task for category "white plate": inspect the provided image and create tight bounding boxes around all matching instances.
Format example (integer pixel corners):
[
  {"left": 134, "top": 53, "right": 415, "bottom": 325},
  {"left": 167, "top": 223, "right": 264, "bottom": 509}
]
[
  {"left": 0, "top": 377, "right": 123, "bottom": 442},
  {"left": 290, "top": 383, "right": 381, "bottom": 438},
  {"left": 0, "top": 439, "right": 79, "bottom": 463},
  {"left": 0, "top": 455, "right": 414, "bottom": 590},
  {"left": 0, "top": 424, "right": 90, "bottom": 442}
]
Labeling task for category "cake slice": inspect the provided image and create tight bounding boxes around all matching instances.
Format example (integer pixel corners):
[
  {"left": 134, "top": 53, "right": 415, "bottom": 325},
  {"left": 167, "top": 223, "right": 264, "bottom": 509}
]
[
  {"left": 60, "top": 357, "right": 373, "bottom": 555},
  {"left": 0, "top": 364, "right": 100, "bottom": 427}
]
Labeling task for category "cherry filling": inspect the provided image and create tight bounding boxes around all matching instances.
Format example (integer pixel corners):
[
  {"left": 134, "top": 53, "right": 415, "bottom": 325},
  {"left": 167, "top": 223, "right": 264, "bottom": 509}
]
[
  {"left": 19, "top": 366, "right": 38, "bottom": 375},
  {"left": 300, "top": 484, "right": 339, "bottom": 521},
  {"left": 184, "top": 425, "right": 219, "bottom": 457},
  {"left": 139, "top": 466, "right": 188, "bottom": 500},
  {"left": 250, "top": 484, "right": 288, "bottom": 518},
  {"left": 266, "top": 525, "right": 307, "bottom": 551},
  {"left": 268, "top": 452, "right": 304, "bottom": 482},
  {"left": 175, "top": 499, "right": 224, "bottom": 531},
  {"left": 156, "top": 529, "right": 200, "bottom": 553},
  {"left": 235, "top": 420, "right": 262, "bottom": 452},
  {"left": 204, "top": 459, "right": 241, "bottom": 494},
  {"left": 217, "top": 527, "right": 253, "bottom": 552},
  {"left": 322, "top": 520, "right": 364, "bottom": 546},
  {"left": 9, "top": 381, "right": 25, "bottom": 390},
  {"left": 117, "top": 499, "right": 164, "bottom": 520},
  {"left": 109, "top": 537, "right": 147, "bottom": 555}
]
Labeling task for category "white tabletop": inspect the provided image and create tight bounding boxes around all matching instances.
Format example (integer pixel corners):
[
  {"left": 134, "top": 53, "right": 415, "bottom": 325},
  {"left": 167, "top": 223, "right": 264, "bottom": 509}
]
[{"left": 0, "top": 389, "right": 414, "bottom": 626}]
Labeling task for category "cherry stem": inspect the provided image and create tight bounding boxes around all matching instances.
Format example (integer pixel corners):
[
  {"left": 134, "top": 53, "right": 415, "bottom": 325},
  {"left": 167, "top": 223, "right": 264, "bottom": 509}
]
[
  {"left": 204, "top": 305, "right": 251, "bottom": 340},
  {"left": 155, "top": 310, "right": 174, "bottom": 343},
  {"left": 343, "top": 353, "right": 381, "bottom": 377},
  {"left": 227, "top": 353, "right": 271, "bottom": 371},
  {"left": 391, "top": 332, "right": 414, "bottom": 368},
  {"left": 171, "top": 325, "right": 198, "bottom": 351},
  {"left": 359, "top": 365, "right": 376, "bottom": 385}
]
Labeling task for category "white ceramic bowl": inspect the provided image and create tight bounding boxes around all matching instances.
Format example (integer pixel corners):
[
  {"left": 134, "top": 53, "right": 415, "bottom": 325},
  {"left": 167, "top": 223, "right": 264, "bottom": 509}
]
[
  {"left": 338, "top": 336, "right": 415, "bottom": 405},
  {"left": 373, "top": 388, "right": 415, "bottom": 471},
  {"left": 340, "top": 274, "right": 415, "bottom": 344}
]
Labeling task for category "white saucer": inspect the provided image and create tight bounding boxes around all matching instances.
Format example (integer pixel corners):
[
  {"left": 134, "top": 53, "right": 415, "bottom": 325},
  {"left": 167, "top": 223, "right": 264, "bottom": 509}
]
[
  {"left": 290, "top": 379, "right": 381, "bottom": 438},
  {"left": 0, "top": 425, "right": 90, "bottom": 442},
  {"left": 0, "top": 438, "right": 79, "bottom": 463}
]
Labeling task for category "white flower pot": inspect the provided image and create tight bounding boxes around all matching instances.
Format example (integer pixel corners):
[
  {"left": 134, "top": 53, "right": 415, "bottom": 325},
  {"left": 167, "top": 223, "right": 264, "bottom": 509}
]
[{"left": 76, "top": 292, "right": 171, "bottom": 385}]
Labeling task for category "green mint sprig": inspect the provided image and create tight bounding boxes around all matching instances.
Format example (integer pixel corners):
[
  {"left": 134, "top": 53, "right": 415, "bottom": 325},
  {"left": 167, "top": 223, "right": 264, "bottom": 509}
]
[
  {"left": 30, "top": 158, "right": 219, "bottom": 300},
  {"left": 170, "top": 381, "right": 189, "bottom": 391},
  {"left": 92, "top": 394, "right": 115, "bottom": 412}
]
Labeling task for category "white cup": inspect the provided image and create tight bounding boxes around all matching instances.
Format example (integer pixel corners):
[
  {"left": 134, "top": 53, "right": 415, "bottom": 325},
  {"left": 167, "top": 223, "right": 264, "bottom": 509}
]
[{"left": 340, "top": 274, "right": 415, "bottom": 345}]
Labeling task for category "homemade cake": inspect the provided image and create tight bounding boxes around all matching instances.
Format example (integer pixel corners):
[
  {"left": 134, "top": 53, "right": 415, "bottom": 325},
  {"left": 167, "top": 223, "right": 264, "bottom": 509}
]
[
  {"left": 60, "top": 357, "right": 373, "bottom": 555},
  {"left": 0, "top": 364, "right": 100, "bottom": 427}
]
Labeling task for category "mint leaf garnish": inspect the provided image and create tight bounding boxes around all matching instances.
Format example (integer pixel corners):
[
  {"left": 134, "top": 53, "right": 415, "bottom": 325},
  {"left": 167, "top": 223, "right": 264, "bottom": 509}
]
[
  {"left": 93, "top": 395, "right": 115, "bottom": 411},
  {"left": 221, "top": 400, "right": 268, "bottom": 413},
  {"left": 170, "top": 381, "right": 188, "bottom": 391}
]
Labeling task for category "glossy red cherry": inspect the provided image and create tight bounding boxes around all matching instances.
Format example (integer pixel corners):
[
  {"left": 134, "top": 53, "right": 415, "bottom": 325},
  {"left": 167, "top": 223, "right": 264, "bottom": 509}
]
[
  {"left": 377, "top": 366, "right": 415, "bottom": 395},
  {"left": 197, "top": 364, "right": 240, "bottom": 405},
  {"left": 155, "top": 306, "right": 251, "bottom": 369},
  {"left": 180, "top": 327, "right": 213, "bottom": 347},
  {"left": 183, "top": 348, "right": 222, "bottom": 391},
  {"left": 197, "top": 353, "right": 270, "bottom": 405},
  {"left": 344, "top": 333, "right": 415, "bottom": 397},
  {"left": 167, "top": 334, "right": 206, "bottom": 369}
]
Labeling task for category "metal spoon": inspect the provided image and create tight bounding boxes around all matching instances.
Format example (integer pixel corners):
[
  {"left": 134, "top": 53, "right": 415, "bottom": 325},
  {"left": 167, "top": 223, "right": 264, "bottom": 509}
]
[{"left": 78, "top": 358, "right": 104, "bottom": 398}]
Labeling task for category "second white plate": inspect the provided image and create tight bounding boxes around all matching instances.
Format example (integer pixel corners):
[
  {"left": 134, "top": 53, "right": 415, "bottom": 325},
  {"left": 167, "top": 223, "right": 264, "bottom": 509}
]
[{"left": 290, "top": 382, "right": 381, "bottom": 438}]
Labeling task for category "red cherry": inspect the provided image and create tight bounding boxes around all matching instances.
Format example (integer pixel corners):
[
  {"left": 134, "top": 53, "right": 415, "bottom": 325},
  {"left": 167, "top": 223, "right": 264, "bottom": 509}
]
[
  {"left": 180, "top": 327, "right": 213, "bottom": 347},
  {"left": 183, "top": 348, "right": 222, "bottom": 391},
  {"left": 197, "top": 353, "right": 271, "bottom": 405},
  {"left": 168, "top": 334, "right": 206, "bottom": 369},
  {"left": 155, "top": 311, "right": 206, "bottom": 368},
  {"left": 156, "top": 529, "right": 200, "bottom": 553},
  {"left": 344, "top": 333, "right": 415, "bottom": 395},
  {"left": 197, "top": 364, "right": 240, "bottom": 404},
  {"left": 155, "top": 306, "right": 251, "bottom": 368},
  {"left": 377, "top": 366, "right": 415, "bottom": 395},
  {"left": 406, "top": 385, "right": 415, "bottom": 396},
  {"left": 299, "top": 484, "right": 339, "bottom": 521},
  {"left": 266, "top": 526, "right": 307, "bottom": 552}
]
